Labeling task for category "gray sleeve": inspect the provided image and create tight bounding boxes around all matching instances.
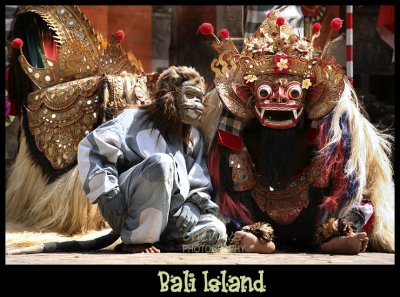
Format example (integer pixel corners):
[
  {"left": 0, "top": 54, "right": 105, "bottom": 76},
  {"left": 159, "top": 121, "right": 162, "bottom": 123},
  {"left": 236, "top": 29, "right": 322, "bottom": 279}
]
[
  {"left": 186, "top": 131, "right": 219, "bottom": 215},
  {"left": 77, "top": 120, "right": 126, "bottom": 203}
]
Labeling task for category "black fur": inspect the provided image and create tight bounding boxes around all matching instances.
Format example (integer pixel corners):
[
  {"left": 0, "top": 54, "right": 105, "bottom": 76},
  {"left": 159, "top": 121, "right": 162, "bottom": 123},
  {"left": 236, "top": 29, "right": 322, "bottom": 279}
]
[{"left": 258, "top": 127, "right": 297, "bottom": 187}]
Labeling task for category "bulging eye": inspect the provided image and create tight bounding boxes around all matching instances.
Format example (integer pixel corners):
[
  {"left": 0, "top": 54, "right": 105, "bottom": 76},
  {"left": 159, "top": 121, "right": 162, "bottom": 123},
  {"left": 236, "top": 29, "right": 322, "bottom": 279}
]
[
  {"left": 287, "top": 84, "right": 303, "bottom": 100},
  {"left": 257, "top": 85, "right": 272, "bottom": 99},
  {"left": 185, "top": 92, "right": 195, "bottom": 99}
]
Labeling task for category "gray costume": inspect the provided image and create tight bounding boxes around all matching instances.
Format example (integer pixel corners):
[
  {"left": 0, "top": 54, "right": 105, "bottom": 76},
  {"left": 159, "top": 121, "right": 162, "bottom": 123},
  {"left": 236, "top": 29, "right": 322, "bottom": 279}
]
[{"left": 78, "top": 108, "right": 226, "bottom": 251}]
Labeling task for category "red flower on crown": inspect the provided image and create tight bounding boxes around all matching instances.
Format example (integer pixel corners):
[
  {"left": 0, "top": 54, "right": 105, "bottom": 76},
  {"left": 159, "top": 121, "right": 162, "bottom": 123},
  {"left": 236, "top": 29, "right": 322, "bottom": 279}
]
[{"left": 273, "top": 54, "right": 291, "bottom": 73}]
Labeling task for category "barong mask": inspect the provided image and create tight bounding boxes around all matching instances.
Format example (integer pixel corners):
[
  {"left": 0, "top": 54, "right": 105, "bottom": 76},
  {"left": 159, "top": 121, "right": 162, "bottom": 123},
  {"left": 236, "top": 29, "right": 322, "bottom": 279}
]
[
  {"left": 249, "top": 76, "right": 305, "bottom": 129},
  {"left": 203, "top": 10, "right": 345, "bottom": 126}
]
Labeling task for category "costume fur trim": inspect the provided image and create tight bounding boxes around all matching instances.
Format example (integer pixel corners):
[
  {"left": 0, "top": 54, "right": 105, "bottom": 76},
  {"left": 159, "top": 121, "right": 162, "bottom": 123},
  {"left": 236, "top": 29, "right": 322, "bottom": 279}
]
[{"left": 6, "top": 130, "right": 106, "bottom": 235}]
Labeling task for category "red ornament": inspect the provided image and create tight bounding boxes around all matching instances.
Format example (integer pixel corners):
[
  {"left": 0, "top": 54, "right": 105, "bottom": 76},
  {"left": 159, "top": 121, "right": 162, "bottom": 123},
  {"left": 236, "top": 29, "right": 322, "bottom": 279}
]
[
  {"left": 218, "top": 28, "right": 230, "bottom": 39},
  {"left": 276, "top": 17, "right": 285, "bottom": 26},
  {"left": 115, "top": 30, "right": 125, "bottom": 41},
  {"left": 274, "top": 54, "right": 289, "bottom": 63},
  {"left": 330, "top": 18, "right": 343, "bottom": 31},
  {"left": 312, "top": 22, "right": 321, "bottom": 33},
  {"left": 273, "top": 54, "right": 291, "bottom": 74},
  {"left": 12, "top": 38, "right": 24, "bottom": 49},
  {"left": 198, "top": 23, "right": 214, "bottom": 35}
]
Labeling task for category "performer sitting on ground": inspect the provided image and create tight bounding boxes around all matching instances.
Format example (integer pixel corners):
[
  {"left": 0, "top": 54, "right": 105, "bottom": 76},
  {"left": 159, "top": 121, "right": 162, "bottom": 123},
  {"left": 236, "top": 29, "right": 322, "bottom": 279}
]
[{"left": 78, "top": 66, "right": 227, "bottom": 253}]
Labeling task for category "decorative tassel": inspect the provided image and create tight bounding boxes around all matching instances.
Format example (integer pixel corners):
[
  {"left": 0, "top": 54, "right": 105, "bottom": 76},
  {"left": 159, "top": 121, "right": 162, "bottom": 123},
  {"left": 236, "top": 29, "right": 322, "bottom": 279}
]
[
  {"left": 198, "top": 22, "right": 220, "bottom": 43},
  {"left": 320, "top": 17, "right": 343, "bottom": 59},
  {"left": 218, "top": 28, "right": 239, "bottom": 54},
  {"left": 12, "top": 38, "right": 24, "bottom": 49},
  {"left": 276, "top": 16, "right": 285, "bottom": 38}
]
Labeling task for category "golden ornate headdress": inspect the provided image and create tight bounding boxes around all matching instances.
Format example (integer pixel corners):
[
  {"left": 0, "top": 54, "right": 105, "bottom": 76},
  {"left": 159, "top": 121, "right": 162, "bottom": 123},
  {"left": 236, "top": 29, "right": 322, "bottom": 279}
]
[
  {"left": 10, "top": 5, "right": 150, "bottom": 171},
  {"left": 15, "top": 5, "right": 144, "bottom": 89},
  {"left": 201, "top": 10, "right": 346, "bottom": 121}
]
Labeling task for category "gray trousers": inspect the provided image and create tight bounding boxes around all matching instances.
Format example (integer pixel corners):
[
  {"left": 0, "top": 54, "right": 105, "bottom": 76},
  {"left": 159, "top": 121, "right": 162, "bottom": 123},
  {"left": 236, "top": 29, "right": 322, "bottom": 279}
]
[{"left": 99, "top": 153, "right": 227, "bottom": 252}]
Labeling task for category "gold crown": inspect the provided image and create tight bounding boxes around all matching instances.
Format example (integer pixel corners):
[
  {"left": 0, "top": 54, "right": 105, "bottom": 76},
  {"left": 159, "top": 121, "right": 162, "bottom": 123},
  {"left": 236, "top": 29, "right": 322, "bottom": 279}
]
[
  {"left": 206, "top": 10, "right": 346, "bottom": 120},
  {"left": 11, "top": 5, "right": 150, "bottom": 171},
  {"left": 15, "top": 5, "right": 144, "bottom": 89}
]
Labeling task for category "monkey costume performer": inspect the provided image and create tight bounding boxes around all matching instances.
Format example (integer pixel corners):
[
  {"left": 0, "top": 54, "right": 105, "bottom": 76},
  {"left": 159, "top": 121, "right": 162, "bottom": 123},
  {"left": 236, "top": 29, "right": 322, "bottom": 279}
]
[
  {"left": 78, "top": 66, "right": 227, "bottom": 253},
  {"left": 199, "top": 11, "right": 394, "bottom": 254}
]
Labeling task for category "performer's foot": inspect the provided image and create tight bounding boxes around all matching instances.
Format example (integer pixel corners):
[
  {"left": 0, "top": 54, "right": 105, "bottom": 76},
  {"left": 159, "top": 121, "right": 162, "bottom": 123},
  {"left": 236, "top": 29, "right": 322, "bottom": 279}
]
[
  {"left": 321, "top": 232, "right": 368, "bottom": 255},
  {"left": 115, "top": 243, "right": 161, "bottom": 253},
  {"left": 232, "top": 231, "right": 275, "bottom": 253}
]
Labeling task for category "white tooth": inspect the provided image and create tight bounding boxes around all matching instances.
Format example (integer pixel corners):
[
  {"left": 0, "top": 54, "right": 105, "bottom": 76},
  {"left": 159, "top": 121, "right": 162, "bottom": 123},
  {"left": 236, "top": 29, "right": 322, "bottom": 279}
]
[
  {"left": 292, "top": 109, "right": 298, "bottom": 119},
  {"left": 255, "top": 107, "right": 261, "bottom": 117},
  {"left": 261, "top": 108, "right": 266, "bottom": 118},
  {"left": 298, "top": 107, "right": 304, "bottom": 117}
]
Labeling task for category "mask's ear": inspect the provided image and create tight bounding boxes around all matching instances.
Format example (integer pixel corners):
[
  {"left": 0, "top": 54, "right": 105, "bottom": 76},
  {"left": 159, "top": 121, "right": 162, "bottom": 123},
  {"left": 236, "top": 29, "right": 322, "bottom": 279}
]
[
  {"left": 231, "top": 82, "right": 255, "bottom": 105},
  {"left": 307, "top": 62, "right": 345, "bottom": 120}
]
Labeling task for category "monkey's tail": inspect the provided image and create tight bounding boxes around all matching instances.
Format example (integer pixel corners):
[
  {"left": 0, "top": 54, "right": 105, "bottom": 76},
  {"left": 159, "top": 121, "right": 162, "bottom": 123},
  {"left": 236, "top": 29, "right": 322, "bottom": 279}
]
[{"left": 6, "top": 231, "right": 120, "bottom": 255}]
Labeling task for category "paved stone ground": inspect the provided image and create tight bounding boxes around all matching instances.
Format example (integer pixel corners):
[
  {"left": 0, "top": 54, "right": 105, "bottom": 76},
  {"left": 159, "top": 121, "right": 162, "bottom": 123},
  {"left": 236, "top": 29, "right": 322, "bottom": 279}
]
[{"left": 6, "top": 251, "right": 394, "bottom": 265}]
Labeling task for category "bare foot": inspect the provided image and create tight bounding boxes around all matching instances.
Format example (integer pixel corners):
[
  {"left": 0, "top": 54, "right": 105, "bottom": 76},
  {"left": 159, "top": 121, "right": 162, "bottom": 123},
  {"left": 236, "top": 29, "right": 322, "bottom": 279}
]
[
  {"left": 115, "top": 243, "right": 160, "bottom": 253},
  {"left": 232, "top": 231, "right": 275, "bottom": 253},
  {"left": 321, "top": 232, "right": 368, "bottom": 255}
]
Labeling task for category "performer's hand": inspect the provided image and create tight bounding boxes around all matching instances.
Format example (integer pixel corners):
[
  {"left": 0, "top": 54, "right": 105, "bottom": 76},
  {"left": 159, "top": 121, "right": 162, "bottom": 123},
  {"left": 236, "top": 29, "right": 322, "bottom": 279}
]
[
  {"left": 176, "top": 202, "right": 201, "bottom": 232},
  {"left": 98, "top": 192, "right": 127, "bottom": 218}
]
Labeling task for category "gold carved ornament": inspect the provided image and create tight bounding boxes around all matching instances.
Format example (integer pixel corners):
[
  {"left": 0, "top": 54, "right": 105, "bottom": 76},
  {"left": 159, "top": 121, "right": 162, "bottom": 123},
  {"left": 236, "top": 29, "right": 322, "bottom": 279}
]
[
  {"left": 251, "top": 158, "right": 324, "bottom": 225},
  {"left": 208, "top": 10, "right": 345, "bottom": 122},
  {"left": 229, "top": 144, "right": 328, "bottom": 225},
  {"left": 13, "top": 6, "right": 150, "bottom": 170}
]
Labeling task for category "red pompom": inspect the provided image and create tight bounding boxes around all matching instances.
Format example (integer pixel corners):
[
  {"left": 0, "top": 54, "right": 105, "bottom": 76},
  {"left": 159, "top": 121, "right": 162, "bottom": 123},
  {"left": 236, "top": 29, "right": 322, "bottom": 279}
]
[
  {"left": 330, "top": 18, "right": 343, "bottom": 31},
  {"left": 12, "top": 38, "right": 24, "bottom": 49},
  {"left": 198, "top": 22, "right": 215, "bottom": 35},
  {"left": 218, "top": 28, "right": 230, "bottom": 39},
  {"left": 115, "top": 30, "right": 125, "bottom": 41},
  {"left": 276, "top": 17, "right": 285, "bottom": 26},
  {"left": 312, "top": 22, "right": 321, "bottom": 33}
]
